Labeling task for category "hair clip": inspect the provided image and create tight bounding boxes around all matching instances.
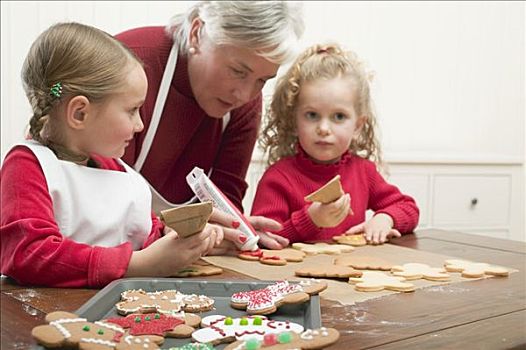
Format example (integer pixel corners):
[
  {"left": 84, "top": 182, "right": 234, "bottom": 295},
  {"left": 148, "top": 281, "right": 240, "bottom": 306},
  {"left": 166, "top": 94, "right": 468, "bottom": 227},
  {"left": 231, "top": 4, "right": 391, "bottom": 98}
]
[{"left": 50, "top": 82, "right": 63, "bottom": 99}]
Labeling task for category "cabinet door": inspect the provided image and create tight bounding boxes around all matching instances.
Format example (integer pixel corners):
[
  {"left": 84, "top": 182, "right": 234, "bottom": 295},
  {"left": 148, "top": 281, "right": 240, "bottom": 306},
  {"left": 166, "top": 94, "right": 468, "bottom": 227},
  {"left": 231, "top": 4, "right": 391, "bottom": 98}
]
[{"left": 432, "top": 175, "right": 511, "bottom": 227}]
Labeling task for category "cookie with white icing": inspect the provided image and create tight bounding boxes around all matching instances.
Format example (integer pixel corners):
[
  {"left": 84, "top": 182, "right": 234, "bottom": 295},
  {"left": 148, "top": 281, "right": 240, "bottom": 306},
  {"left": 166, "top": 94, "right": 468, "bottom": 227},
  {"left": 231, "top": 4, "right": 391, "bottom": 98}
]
[
  {"left": 224, "top": 327, "right": 340, "bottom": 350},
  {"left": 192, "top": 315, "right": 304, "bottom": 345},
  {"left": 116, "top": 289, "right": 214, "bottom": 315},
  {"left": 31, "top": 311, "right": 162, "bottom": 349},
  {"left": 230, "top": 280, "right": 327, "bottom": 315}
]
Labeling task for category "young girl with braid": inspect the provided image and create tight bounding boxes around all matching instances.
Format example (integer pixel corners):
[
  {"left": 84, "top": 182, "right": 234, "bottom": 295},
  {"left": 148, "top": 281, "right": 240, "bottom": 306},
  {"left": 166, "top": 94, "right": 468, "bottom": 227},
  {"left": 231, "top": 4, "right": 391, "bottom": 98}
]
[
  {"left": 0, "top": 22, "right": 225, "bottom": 288},
  {"left": 251, "top": 43, "right": 419, "bottom": 245}
]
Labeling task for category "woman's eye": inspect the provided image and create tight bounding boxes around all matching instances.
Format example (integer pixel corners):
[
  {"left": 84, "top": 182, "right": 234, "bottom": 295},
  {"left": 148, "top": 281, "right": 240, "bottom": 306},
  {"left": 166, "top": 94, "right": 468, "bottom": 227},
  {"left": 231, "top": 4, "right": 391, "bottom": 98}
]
[{"left": 230, "top": 67, "right": 247, "bottom": 78}]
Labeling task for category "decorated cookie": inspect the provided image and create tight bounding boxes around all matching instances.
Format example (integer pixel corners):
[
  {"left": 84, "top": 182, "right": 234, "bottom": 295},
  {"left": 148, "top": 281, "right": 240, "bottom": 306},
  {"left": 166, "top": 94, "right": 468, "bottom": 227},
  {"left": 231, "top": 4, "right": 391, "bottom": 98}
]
[
  {"left": 349, "top": 271, "right": 416, "bottom": 292},
  {"left": 332, "top": 234, "right": 367, "bottom": 247},
  {"left": 292, "top": 243, "right": 354, "bottom": 255},
  {"left": 160, "top": 201, "right": 213, "bottom": 238},
  {"left": 231, "top": 280, "right": 328, "bottom": 315},
  {"left": 334, "top": 256, "right": 393, "bottom": 271},
  {"left": 295, "top": 265, "right": 362, "bottom": 279},
  {"left": 239, "top": 248, "right": 306, "bottom": 266},
  {"left": 391, "top": 263, "right": 450, "bottom": 281},
  {"left": 444, "top": 259, "right": 510, "bottom": 278},
  {"left": 105, "top": 312, "right": 201, "bottom": 339},
  {"left": 166, "top": 344, "right": 215, "bottom": 350},
  {"left": 224, "top": 327, "right": 340, "bottom": 350},
  {"left": 304, "top": 175, "right": 344, "bottom": 204},
  {"left": 116, "top": 289, "right": 214, "bottom": 315},
  {"left": 31, "top": 311, "right": 162, "bottom": 349},
  {"left": 192, "top": 315, "right": 304, "bottom": 345},
  {"left": 172, "top": 264, "right": 223, "bottom": 277}
]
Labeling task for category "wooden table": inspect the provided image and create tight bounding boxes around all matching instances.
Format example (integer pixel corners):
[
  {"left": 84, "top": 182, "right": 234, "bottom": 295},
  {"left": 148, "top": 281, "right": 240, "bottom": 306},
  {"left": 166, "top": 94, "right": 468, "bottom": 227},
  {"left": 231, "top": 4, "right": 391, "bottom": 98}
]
[{"left": 2, "top": 229, "right": 525, "bottom": 349}]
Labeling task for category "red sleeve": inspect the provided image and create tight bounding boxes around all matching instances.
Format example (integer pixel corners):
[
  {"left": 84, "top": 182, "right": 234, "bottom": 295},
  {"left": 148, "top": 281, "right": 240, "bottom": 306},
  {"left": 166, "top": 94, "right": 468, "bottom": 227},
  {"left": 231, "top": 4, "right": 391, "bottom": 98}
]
[
  {"left": 364, "top": 161, "right": 420, "bottom": 233},
  {"left": 210, "top": 94, "right": 262, "bottom": 212},
  {"left": 0, "top": 147, "right": 156, "bottom": 288},
  {"left": 251, "top": 166, "right": 321, "bottom": 243}
]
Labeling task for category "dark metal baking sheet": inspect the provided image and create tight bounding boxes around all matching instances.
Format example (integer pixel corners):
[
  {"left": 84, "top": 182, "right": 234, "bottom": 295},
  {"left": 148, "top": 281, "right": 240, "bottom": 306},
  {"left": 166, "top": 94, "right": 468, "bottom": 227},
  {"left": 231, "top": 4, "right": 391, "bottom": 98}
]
[{"left": 71, "top": 277, "right": 322, "bottom": 349}]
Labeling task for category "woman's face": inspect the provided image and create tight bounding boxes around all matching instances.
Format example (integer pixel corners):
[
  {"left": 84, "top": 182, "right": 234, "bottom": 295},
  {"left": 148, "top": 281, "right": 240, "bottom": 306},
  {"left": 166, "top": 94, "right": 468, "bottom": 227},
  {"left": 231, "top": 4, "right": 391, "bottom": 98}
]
[{"left": 188, "top": 25, "right": 279, "bottom": 118}]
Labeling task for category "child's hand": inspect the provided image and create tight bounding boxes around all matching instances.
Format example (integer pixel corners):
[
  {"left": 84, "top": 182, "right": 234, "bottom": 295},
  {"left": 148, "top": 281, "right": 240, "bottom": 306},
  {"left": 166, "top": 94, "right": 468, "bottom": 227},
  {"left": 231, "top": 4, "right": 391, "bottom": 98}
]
[
  {"left": 308, "top": 193, "right": 351, "bottom": 228},
  {"left": 126, "top": 224, "right": 222, "bottom": 277},
  {"left": 346, "top": 213, "right": 401, "bottom": 244}
]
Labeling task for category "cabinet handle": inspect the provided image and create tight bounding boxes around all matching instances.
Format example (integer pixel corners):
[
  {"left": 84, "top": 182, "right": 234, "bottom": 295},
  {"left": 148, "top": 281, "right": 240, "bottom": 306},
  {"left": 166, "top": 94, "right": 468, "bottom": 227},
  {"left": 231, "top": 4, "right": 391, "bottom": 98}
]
[{"left": 470, "top": 198, "right": 478, "bottom": 206}]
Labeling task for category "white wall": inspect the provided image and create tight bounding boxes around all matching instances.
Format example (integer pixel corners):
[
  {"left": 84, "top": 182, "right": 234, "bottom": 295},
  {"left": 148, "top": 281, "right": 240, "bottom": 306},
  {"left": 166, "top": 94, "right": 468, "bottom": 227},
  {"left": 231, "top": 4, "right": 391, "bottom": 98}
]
[{"left": 1, "top": 1, "right": 524, "bottom": 177}]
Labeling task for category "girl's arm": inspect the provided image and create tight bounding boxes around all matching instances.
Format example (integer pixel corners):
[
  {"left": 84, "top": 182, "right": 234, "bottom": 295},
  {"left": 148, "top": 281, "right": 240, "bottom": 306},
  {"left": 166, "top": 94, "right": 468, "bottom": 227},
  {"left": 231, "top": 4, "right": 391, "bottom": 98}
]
[{"left": 0, "top": 147, "right": 133, "bottom": 288}]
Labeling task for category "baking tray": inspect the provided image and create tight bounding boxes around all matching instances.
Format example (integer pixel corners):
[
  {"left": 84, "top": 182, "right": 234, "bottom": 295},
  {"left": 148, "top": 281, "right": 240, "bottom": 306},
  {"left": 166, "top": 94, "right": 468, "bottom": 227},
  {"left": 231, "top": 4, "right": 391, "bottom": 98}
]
[{"left": 66, "top": 278, "right": 321, "bottom": 349}]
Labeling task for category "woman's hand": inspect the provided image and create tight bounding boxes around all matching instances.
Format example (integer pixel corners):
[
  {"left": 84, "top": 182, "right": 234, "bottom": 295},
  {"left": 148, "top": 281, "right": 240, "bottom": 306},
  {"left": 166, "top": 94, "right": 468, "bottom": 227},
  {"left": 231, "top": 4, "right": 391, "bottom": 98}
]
[
  {"left": 126, "top": 224, "right": 222, "bottom": 277},
  {"left": 308, "top": 193, "right": 351, "bottom": 228},
  {"left": 247, "top": 215, "right": 288, "bottom": 250},
  {"left": 346, "top": 213, "right": 401, "bottom": 244}
]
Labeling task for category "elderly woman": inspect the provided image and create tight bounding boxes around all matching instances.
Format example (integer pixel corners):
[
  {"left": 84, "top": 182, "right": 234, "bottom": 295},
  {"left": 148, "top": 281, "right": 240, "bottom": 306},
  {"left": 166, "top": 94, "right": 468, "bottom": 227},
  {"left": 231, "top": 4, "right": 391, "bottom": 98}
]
[{"left": 117, "top": 1, "right": 304, "bottom": 250}]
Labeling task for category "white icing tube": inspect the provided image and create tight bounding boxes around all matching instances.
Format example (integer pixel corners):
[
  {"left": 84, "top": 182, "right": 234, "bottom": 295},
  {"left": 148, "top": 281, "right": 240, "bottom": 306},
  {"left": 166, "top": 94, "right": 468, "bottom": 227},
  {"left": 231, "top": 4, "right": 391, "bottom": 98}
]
[{"left": 186, "top": 167, "right": 259, "bottom": 251}]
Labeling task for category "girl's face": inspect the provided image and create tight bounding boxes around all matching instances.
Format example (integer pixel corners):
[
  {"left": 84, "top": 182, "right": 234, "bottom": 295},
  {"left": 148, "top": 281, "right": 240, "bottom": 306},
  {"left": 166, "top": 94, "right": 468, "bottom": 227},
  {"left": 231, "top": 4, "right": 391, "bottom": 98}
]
[
  {"left": 83, "top": 63, "right": 147, "bottom": 159},
  {"left": 295, "top": 75, "right": 364, "bottom": 164},
  {"left": 188, "top": 25, "right": 279, "bottom": 118}
]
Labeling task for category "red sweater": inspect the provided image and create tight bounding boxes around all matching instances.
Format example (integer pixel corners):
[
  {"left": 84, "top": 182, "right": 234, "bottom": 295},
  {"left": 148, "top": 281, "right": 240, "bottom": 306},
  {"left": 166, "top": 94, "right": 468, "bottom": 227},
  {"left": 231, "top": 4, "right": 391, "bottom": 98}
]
[
  {"left": 251, "top": 148, "right": 420, "bottom": 243},
  {"left": 0, "top": 147, "right": 164, "bottom": 288},
  {"left": 116, "top": 27, "right": 262, "bottom": 211}
]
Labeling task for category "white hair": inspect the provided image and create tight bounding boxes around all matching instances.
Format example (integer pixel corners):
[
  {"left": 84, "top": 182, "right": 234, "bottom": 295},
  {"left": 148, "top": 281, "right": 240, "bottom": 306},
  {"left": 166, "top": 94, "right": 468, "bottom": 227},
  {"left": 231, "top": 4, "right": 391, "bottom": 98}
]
[{"left": 166, "top": 1, "right": 304, "bottom": 64}]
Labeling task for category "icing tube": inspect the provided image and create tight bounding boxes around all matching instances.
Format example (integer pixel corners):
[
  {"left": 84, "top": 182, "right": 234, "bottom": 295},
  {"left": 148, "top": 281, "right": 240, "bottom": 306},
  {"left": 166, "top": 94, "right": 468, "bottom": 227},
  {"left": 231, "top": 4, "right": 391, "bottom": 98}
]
[{"left": 186, "top": 167, "right": 260, "bottom": 251}]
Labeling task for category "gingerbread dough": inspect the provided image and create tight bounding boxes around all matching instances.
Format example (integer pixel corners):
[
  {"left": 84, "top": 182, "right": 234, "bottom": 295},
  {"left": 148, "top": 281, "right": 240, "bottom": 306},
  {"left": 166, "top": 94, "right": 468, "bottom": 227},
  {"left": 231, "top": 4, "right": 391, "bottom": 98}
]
[
  {"left": 349, "top": 271, "right": 416, "bottom": 292},
  {"left": 391, "top": 263, "right": 450, "bottom": 281},
  {"left": 295, "top": 265, "right": 363, "bottom": 279},
  {"left": 444, "top": 259, "right": 509, "bottom": 278},
  {"left": 334, "top": 256, "right": 393, "bottom": 271},
  {"left": 292, "top": 242, "right": 354, "bottom": 255}
]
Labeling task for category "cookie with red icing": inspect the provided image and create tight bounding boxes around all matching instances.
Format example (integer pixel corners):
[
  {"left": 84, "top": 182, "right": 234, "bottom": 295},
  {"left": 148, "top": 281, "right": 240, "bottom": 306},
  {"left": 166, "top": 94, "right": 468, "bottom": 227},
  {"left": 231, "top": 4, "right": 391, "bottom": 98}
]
[
  {"left": 116, "top": 289, "right": 214, "bottom": 315},
  {"left": 238, "top": 248, "right": 306, "bottom": 266},
  {"left": 224, "top": 327, "right": 340, "bottom": 350},
  {"left": 192, "top": 315, "right": 304, "bottom": 345},
  {"left": 105, "top": 312, "right": 201, "bottom": 339},
  {"left": 230, "top": 280, "right": 327, "bottom": 315},
  {"left": 31, "top": 311, "right": 162, "bottom": 349}
]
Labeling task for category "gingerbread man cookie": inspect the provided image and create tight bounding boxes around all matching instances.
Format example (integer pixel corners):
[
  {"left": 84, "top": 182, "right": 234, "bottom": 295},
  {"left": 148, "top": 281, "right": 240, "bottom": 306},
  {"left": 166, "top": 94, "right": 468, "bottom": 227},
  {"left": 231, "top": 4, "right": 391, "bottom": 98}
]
[
  {"left": 231, "top": 280, "right": 328, "bottom": 315},
  {"left": 105, "top": 312, "right": 201, "bottom": 339},
  {"left": 332, "top": 234, "right": 367, "bottom": 247},
  {"left": 334, "top": 256, "right": 393, "bottom": 271},
  {"left": 292, "top": 243, "right": 354, "bottom": 255},
  {"left": 165, "top": 344, "right": 215, "bottom": 350},
  {"left": 391, "top": 263, "right": 451, "bottom": 281},
  {"left": 224, "top": 327, "right": 340, "bottom": 350},
  {"left": 116, "top": 289, "right": 214, "bottom": 315},
  {"left": 444, "top": 259, "right": 510, "bottom": 278},
  {"left": 192, "top": 315, "right": 304, "bottom": 345},
  {"left": 239, "top": 248, "right": 306, "bottom": 266},
  {"left": 32, "top": 311, "right": 162, "bottom": 349},
  {"left": 295, "top": 265, "right": 362, "bottom": 279},
  {"left": 349, "top": 271, "right": 416, "bottom": 292}
]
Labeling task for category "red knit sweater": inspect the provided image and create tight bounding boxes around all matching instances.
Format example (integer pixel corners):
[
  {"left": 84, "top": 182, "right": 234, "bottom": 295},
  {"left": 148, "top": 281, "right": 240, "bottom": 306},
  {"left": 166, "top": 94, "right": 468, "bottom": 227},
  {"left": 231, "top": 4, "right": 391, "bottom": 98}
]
[
  {"left": 0, "top": 147, "right": 164, "bottom": 288},
  {"left": 116, "top": 27, "right": 262, "bottom": 210},
  {"left": 250, "top": 148, "right": 420, "bottom": 243}
]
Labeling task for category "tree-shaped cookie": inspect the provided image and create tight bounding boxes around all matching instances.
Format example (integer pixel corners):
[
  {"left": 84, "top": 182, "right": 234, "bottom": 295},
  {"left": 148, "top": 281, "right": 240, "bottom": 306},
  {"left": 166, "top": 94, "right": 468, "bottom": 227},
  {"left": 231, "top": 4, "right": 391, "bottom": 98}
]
[
  {"left": 391, "top": 263, "right": 451, "bottom": 281},
  {"left": 349, "top": 271, "right": 416, "bottom": 292},
  {"left": 32, "top": 311, "right": 162, "bottom": 349},
  {"left": 224, "top": 327, "right": 340, "bottom": 350},
  {"left": 116, "top": 289, "right": 214, "bottom": 315},
  {"left": 192, "top": 315, "right": 304, "bottom": 345},
  {"left": 231, "top": 280, "right": 327, "bottom": 315},
  {"left": 239, "top": 248, "right": 306, "bottom": 266},
  {"left": 105, "top": 312, "right": 201, "bottom": 339},
  {"left": 292, "top": 242, "right": 354, "bottom": 255},
  {"left": 444, "top": 259, "right": 509, "bottom": 278}
]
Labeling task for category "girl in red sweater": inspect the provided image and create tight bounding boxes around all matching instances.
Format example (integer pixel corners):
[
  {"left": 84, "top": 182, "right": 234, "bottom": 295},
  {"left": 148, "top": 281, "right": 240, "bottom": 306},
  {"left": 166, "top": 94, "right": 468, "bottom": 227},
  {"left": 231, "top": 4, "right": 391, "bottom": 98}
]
[
  {"left": 0, "top": 22, "right": 224, "bottom": 288},
  {"left": 252, "top": 43, "right": 419, "bottom": 245}
]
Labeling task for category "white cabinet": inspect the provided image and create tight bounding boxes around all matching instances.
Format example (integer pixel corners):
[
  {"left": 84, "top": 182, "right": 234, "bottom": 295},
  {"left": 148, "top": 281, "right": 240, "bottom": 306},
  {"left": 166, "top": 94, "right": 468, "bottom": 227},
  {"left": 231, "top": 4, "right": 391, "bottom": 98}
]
[{"left": 244, "top": 155, "right": 525, "bottom": 242}]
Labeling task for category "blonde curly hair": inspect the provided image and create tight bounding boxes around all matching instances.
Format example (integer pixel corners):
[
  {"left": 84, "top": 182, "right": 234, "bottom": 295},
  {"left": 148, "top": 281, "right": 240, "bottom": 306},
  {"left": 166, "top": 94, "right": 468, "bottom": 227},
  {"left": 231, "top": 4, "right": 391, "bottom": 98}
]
[{"left": 260, "top": 43, "right": 383, "bottom": 169}]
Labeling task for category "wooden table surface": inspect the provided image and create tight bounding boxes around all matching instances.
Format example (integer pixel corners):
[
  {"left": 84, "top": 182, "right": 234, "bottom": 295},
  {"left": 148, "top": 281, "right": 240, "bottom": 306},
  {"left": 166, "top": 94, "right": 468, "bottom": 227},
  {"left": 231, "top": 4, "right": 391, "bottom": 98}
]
[{"left": 2, "top": 229, "right": 525, "bottom": 349}]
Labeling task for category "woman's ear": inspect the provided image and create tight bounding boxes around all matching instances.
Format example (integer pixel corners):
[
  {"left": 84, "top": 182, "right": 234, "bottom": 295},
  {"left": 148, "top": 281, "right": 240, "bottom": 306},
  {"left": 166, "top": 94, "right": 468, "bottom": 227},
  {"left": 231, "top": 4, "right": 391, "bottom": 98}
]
[
  {"left": 189, "top": 17, "right": 204, "bottom": 51},
  {"left": 65, "top": 95, "right": 90, "bottom": 130}
]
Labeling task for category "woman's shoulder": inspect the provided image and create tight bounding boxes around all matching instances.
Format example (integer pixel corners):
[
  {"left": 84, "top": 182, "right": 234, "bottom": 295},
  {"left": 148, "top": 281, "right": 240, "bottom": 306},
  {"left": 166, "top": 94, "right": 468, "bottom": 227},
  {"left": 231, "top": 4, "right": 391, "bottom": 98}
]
[{"left": 115, "top": 26, "right": 170, "bottom": 51}]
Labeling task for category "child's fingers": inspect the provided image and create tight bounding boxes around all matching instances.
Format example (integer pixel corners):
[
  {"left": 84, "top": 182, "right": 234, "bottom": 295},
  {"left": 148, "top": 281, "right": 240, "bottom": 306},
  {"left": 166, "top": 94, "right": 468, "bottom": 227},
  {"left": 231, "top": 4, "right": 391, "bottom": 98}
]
[{"left": 347, "top": 223, "right": 365, "bottom": 235}]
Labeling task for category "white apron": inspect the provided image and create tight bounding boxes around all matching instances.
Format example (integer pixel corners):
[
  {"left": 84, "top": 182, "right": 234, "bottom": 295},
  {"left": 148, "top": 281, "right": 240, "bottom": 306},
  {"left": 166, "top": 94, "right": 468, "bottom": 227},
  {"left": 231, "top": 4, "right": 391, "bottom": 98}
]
[
  {"left": 133, "top": 43, "right": 230, "bottom": 214},
  {"left": 22, "top": 140, "right": 151, "bottom": 250}
]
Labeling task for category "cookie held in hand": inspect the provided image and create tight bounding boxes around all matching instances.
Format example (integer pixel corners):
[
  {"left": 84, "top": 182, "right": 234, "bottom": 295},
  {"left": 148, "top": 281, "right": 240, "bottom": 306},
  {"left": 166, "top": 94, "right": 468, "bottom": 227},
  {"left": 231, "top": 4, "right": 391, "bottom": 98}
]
[
  {"left": 230, "top": 280, "right": 327, "bottom": 315},
  {"left": 160, "top": 201, "right": 213, "bottom": 238},
  {"left": 304, "top": 175, "right": 344, "bottom": 204}
]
